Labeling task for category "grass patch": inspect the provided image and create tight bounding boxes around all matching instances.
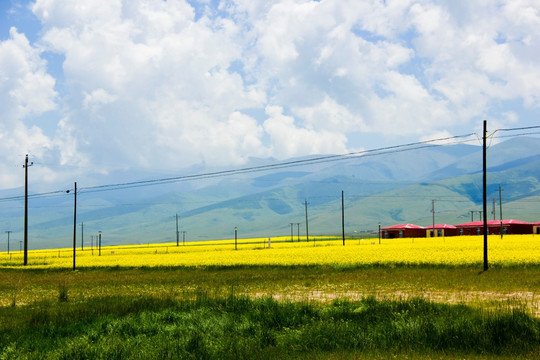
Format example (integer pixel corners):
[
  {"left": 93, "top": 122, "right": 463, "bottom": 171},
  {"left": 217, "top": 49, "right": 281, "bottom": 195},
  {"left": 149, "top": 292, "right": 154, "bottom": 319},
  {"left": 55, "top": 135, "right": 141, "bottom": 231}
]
[
  {"left": 0, "top": 265, "right": 538, "bottom": 358},
  {"left": 0, "top": 294, "right": 538, "bottom": 359}
]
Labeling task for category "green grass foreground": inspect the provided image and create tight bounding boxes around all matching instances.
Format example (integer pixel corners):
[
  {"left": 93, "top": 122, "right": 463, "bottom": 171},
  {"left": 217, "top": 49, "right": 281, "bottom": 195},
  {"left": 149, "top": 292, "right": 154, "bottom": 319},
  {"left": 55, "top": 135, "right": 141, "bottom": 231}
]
[
  {"left": 1, "top": 293, "right": 539, "bottom": 359},
  {"left": 0, "top": 265, "right": 539, "bottom": 359}
]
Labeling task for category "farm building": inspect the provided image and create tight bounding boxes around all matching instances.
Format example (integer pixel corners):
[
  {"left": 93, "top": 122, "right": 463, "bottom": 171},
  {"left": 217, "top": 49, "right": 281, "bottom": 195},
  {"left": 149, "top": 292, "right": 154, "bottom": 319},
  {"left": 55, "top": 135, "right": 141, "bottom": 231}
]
[
  {"left": 455, "top": 219, "right": 533, "bottom": 235},
  {"left": 425, "top": 224, "right": 459, "bottom": 237},
  {"left": 534, "top": 222, "right": 540, "bottom": 234},
  {"left": 381, "top": 224, "right": 425, "bottom": 238}
]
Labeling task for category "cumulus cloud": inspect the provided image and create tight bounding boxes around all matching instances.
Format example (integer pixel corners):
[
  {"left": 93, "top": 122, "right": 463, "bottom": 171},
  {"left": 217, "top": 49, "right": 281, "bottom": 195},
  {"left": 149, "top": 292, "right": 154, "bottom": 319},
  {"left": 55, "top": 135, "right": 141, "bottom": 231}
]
[
  {"left": 263, "top": 105, "right": 348, "bottom": 158},
  {"left": 0, "top": 0, "right": 538, "bottom": 189},
  {"left": 0, "top": 27, "right": 57, "bottom": 188}
]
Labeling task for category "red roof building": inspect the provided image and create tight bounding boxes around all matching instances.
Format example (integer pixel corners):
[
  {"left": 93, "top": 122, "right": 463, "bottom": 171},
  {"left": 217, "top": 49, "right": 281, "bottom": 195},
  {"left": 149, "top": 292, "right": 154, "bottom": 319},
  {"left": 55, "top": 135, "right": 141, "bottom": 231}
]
[
  {"left": 381, "top": 224, "right": 425, "bottom": 239},
  {"left": 425, "top": 224, "right": 459, "bottom": 237},
  {"left": 455, "top": 219, "right": 533, "bottom": 235},
  {"left": 533, "top": 222, "right": 540, "bottom": 235}
]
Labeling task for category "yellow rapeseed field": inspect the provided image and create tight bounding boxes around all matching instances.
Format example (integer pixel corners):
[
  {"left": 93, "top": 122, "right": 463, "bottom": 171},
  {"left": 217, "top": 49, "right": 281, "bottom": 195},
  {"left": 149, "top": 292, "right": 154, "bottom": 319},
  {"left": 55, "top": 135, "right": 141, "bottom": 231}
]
[{"left": 0, "top": 235, "right": 538, "bottom": 269}]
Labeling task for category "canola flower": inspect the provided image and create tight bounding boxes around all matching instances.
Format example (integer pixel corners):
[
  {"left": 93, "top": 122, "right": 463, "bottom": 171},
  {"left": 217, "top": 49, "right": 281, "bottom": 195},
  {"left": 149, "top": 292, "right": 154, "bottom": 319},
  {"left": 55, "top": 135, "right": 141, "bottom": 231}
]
[{"left": 0, "top": 235, "right": 538, "bottom": 269}]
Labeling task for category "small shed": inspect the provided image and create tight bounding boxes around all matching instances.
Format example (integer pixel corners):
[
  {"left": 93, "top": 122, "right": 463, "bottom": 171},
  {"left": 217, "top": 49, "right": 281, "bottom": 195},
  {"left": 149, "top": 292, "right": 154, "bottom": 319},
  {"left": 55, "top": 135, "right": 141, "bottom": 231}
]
[
  {"left": 455, "top": 219, "right": 533, "bottom": 235},
  {"left": 381, "top": 224, "right": 425, "bottom": 239},
  {"left": 425, "top": 224, "right": 458, "bottom": 237}
]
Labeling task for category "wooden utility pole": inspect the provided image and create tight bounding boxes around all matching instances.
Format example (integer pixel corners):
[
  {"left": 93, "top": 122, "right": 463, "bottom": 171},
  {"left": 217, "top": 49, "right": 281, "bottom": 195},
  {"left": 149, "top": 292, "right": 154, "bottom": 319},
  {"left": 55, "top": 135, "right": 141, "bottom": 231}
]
[
  {"left": 304, "top": 200, "right": 309, "bottom": 242},
  {"left": 5, "top": 231, "right": 11, "bottom": 254},
  {"left": 499, "top": 185, "right": 503, "bottom": 238},
  {"left": 431, "top": 199, "right": 435, "bottom": 237},
  {"left": 341, "top": 191, "right": 345, "bottom": 246},
  {"left": 290, "top": 223, "right": 294, "bottom": 242},
  {"left": 80, "top": 222, "right": 84, "bottom": 250},
  {"left": 176, "top": 214, "right": 179, "bottom": 247},
  {"left": 72, "top": 182, "right": 77, "bottom": 271},
  {"left": 23, "top": 154, "right": 32, "bottom": 265},
  {"left": 483, "top": 120, "right": 488, "bottom": 271}
]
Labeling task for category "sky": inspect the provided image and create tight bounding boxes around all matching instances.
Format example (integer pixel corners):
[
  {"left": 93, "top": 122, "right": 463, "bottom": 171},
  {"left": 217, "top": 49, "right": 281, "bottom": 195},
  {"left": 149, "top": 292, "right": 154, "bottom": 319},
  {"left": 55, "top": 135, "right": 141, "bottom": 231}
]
[{"left": 1, "top": 0, "right": 539, "bottom": 191}]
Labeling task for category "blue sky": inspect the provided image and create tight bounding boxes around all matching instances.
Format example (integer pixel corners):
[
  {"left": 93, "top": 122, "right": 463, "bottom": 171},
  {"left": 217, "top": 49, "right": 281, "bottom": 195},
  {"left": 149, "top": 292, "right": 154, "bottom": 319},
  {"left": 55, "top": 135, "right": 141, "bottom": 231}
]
[{"left": 1, "top": 0, "right": 539, "bottom": 190}]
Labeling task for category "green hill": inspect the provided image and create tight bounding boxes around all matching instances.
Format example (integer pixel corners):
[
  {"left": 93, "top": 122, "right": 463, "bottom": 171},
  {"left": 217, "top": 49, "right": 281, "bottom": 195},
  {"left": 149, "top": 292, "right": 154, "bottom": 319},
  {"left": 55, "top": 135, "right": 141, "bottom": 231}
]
[{"left": 1, "top": 137, "right": 540, "bottom": 249}]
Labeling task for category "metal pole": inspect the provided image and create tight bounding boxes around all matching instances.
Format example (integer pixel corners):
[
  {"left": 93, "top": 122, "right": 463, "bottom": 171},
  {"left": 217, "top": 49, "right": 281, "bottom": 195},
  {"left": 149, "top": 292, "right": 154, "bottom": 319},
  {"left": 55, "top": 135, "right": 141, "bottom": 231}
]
[
  {"left": 176, "top": 214, "right": 179, "bottom": 246},
  {"left": 72, "top": 182, "right": 77, "bottom": 271},
  {"left": 305, "top": 200, "right": 309, "bottom": 242},
  {"left": 483, "top": 120, "right": 488, "bottom": 271},
  {"left": 290, "top": 223, "right": 294, "bottom": 242},
  {"left": 80, "top": 222, "right": 84, "bottom": 250},
  {"left": 499, "top": 185, "right": 503, "bottom": 238},
  {"left": 182, "top": 231, "right": 186, "bottom": 246},
  {"left": 5, "top": 231, "right": 11, "bottom": 254},
  {"left": 23, "top": 154, "right": 32, "bottom": 265},
  {"left": 432, "top": 199, "right": 435, "bottom": 237},
  {"left": 234, "top": 227, "right": 238, "bottom": 250},
  {"left": 296, "top": 223, "right": 300, "bottom": 242},
  {"left": 378, "top": 223, "right": 381, "bottom": 245},
  {"left": 342, "top": 191, "right": 345, "bottom": 246},
  {"left": 98, "top": 231, "right": 102, "bottom": 256}
]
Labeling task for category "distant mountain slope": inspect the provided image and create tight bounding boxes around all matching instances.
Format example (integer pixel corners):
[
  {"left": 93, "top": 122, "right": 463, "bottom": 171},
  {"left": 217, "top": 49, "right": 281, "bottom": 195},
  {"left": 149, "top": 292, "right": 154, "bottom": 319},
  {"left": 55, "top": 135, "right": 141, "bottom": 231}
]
[{"left": 1, "top": 137, "right": 539, "bottom": 249}]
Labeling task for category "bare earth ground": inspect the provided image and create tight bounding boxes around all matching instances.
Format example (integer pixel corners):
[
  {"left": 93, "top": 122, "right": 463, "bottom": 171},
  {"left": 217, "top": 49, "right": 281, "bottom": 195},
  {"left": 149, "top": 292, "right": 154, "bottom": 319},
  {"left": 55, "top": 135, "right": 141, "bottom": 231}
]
[
  {"left": 253, "top": 290, "right": 539, "bottom": 318},
  {"left": 1, "top": 266, "right": 538, "bottom": 317}
]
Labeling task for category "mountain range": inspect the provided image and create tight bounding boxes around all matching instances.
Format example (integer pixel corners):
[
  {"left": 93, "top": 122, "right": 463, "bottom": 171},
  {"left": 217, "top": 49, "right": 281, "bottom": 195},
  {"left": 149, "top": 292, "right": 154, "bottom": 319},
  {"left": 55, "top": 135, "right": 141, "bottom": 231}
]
[{"left": 1, "top": 137, "right": 540, "bottom": 250}]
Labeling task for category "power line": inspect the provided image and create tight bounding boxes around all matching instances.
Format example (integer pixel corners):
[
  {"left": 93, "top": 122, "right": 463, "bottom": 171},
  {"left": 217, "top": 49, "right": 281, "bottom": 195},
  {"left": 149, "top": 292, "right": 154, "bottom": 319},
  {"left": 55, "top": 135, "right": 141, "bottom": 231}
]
[
  {"left": 0, "top": 134, "right": 475, "bottom": 201},
  {"left": 76, "top": 133, "right": 478, "bottom": 194},
  {"left": 1, "top": 127, "right": 539, "bottom": 202}
]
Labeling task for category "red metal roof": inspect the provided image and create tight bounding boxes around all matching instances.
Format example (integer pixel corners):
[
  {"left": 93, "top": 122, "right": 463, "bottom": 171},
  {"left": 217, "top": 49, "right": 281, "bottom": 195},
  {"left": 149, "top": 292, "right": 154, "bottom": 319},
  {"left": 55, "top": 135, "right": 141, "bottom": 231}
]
[
  {"left": 426, "top": 224, "right": 457, "bottom": 229},
  {"left": 456, "top": 219, "right": 532, "bottom": 227},
  {"left": 382, "top": 224, "right": 424, "bottom": 230}
]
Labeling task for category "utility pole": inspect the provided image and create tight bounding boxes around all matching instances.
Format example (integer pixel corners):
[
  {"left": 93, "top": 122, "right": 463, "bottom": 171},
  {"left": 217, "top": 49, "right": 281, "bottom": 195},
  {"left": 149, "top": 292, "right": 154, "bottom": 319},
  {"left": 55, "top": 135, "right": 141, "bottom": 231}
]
[
  {"left": 80, "top": 222, "right": 84, "bottom": 251},
  {"left": 91, "top": 235, "right": 94, "bottom": 255},
  {"left": 304, "top": 200, "right": 309, "bottom": 242},
  {"left": 289, "top": 223, "right": 294, "bottom": 242},
  {"left": 296, "top": 223, "right": 301, "bottom": 242},
  {"left": 499, "top": 185, "right": 503, "bottom": 238},
  {"left": 483, "top": 120, "right": 488, "bottom": 271},
  {"left": 234, "top": 227, "right": 238, "bottom": 250},
  {"left": 71, "top": 182, "right": 77, "bottom": 271},
  {"left": 431, "top": 199, "right": 436, "bottom": 237},
  {"left": 471, "top": 210, "right": 482, "bottom": 221},
  {"left": 182, "top": 231, "right": 186, "bottom": 246},
  {"left": 5, "top": 231, "right": 11, "bottom": 254},
  {"left": 341, "top": 191, "right": 345, "bottom": 246},
  {"left": 23, "top": 154, "right": 33, "bottom": 265},
  {"left": 98, "top": 231, "right": 102, "bottom": 256},
  {"left": 176, "top": 214, "right": 179, "bottom": 247},
  {"left": 378, "top": 223, "right": 381, "bottom": 244},
  {"left": 492, "top": 198, "right": 496, "bottom": 220}
]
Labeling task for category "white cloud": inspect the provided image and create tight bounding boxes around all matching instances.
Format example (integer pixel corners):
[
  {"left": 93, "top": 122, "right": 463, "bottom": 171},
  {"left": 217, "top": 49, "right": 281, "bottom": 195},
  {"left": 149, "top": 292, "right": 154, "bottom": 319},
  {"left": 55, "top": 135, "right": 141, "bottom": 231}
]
[
  {"left": 0, "top": 27, "right": 57, "bottom": 188},
  {"left": 0, "top": 27, "right": 57, "bottom": 120},
  {"left": 263, "top": 105, "right": 347, "bottom": 158},
  {"left": 293, "top": 96, "right": 366, "bottom": 133},
  {"left": 1, "top": 0, "right": 539, "bottom": 190}
]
